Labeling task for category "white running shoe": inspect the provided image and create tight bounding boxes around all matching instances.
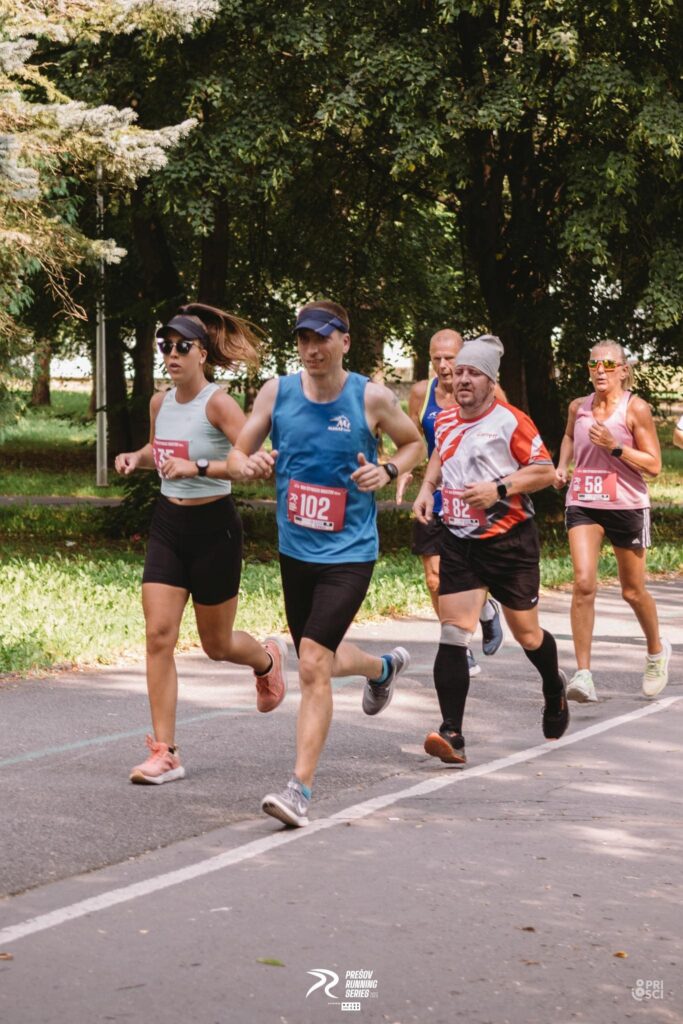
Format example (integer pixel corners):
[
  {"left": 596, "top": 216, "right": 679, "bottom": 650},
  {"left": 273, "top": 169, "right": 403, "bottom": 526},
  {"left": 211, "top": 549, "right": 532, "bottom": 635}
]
[
  {"left": 642, "top": 638, "right": 672, "bottom": 698},
  {"left": 566, "top": 669, "right": 598, "bottom": 703}
]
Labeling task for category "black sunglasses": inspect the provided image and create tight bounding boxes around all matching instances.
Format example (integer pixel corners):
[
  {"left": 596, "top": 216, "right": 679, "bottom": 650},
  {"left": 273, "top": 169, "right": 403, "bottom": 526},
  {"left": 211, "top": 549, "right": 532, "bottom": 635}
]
[{"left": 157, "top": 338, "right": 201, "bottom": 356}]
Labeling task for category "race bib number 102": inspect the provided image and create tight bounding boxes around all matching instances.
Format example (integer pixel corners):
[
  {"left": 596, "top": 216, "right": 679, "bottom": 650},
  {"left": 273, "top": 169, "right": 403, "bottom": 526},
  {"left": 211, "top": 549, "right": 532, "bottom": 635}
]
[{"left": 287, "top": 480, "right": 347, "bottom": 532}]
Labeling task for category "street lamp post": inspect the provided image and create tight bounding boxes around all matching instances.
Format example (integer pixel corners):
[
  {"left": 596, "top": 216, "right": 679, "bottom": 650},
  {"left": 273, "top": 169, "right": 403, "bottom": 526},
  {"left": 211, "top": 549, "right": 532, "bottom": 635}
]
[{"left": 95, "top": 161, "right": 108, "bottom": 486}]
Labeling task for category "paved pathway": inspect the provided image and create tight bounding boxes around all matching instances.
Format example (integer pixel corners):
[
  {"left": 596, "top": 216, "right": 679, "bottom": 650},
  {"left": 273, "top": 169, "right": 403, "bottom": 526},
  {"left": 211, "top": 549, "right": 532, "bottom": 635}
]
[{"left": 0, "top": 581, "right": 681, "bottom": 1023}]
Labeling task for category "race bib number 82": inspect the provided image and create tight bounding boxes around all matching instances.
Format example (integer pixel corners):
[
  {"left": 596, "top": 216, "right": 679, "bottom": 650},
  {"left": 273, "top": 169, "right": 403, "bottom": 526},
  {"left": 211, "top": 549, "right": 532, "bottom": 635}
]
[{"left": 441, "top": 488, "right": 487, "bottom": 529}]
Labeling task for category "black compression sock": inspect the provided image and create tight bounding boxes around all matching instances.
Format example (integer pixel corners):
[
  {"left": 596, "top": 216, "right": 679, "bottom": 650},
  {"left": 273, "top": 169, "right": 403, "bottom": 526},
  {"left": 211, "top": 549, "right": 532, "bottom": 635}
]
[
  {"left": 523, "top": 630, "right": 563, "bottom": 702},
  {"left": 434, "top": 643, "right": 470, "bottom": 734}
]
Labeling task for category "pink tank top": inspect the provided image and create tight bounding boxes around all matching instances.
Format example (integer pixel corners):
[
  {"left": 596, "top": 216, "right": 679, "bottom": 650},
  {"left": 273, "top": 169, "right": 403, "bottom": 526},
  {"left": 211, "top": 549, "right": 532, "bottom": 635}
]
[{"left": 567, "top": 391, "right": 649, "bottom": 510}]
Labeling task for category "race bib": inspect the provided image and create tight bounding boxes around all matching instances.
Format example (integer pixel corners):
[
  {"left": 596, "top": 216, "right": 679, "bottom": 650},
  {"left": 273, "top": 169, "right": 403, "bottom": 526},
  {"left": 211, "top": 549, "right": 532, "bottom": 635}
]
[
  {"left": 571, "top": 469, "right": 617, "bottom": 504},
  {"left": 441, "top": 488, "right": 487, "bottom": 529},
  {"left": 153, "top": 438, "right": 189, "bottom": 472},
  {"left": 287, "top": 480, "right": 347, "bottom": 532}
]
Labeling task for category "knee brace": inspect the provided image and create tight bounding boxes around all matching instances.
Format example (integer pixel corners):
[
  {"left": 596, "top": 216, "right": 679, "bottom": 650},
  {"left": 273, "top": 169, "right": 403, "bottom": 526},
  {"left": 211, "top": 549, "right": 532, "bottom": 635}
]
[{"left": 440, "top": 623, "right": 473, "bottom": 648}]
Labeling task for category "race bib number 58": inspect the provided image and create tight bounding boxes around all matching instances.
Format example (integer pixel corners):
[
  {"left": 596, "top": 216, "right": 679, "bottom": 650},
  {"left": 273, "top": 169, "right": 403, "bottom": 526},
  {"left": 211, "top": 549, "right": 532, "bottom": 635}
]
[
  {"left": 287, "top": 480, "right": 347, "bottom": 532},
  {"left": 441, "top": 488, "right": 487, "bottom": 529},
  {"left": 571, "top": 469, "right": 617, "bottom": 504}
]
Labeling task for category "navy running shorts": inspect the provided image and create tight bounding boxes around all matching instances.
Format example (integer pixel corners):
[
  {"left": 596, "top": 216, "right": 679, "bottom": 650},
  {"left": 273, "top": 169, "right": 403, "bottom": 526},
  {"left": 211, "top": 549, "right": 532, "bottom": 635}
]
[
  {"left": 143, "top": 494, "right": 243, "bottom": 605},
  {"left": 411, "top": 514, "right": 443, "bottom": 557},
  {"left": 438, "top": 518, "right": 540, "bottom": 611},
  {"left": 565, "top": 505, "right": 651, "bottom": 549},
  {"left": 279, "top": 553, "right": 375, "bottom": 654}
]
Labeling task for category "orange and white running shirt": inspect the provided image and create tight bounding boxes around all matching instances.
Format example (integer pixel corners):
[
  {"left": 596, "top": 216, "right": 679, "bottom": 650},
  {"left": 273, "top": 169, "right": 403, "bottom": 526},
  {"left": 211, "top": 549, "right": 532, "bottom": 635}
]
[{"left": 434, "top": 399, "right": 552, "bottom": 539}]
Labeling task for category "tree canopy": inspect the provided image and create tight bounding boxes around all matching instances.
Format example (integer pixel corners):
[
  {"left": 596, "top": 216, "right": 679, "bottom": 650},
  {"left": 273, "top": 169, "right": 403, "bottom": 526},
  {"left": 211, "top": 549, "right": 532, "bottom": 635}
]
[{"left": 3, "top": 0, "right": 682, "bottom": 447}]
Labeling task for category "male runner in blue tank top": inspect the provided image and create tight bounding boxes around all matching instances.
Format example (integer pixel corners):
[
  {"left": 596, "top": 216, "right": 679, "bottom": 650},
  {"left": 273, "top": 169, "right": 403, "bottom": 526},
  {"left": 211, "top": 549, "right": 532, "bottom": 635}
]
[
  {"left": 396, "top": 329, "right": 505, "bottom": 672},
  {"left": 228, "top": 300, "right": 425, "bottom": 827}
]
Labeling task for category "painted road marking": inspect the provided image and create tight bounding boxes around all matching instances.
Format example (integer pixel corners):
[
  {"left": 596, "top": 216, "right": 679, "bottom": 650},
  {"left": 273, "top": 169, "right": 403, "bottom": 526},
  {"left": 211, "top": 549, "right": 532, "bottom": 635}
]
[{"left": 0, "top": 696, "right": 679, "bottom": 947}]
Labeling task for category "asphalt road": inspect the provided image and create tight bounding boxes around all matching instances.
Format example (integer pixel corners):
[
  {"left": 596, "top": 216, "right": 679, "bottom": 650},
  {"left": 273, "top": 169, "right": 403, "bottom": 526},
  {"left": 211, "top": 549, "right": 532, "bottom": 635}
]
[{"left": 0, "top": 580, "right": 681, "bottom": 1024}]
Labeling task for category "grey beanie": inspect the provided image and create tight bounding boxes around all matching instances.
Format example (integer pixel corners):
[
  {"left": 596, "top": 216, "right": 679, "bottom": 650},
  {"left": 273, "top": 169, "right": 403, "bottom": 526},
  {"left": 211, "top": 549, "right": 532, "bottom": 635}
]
[{"left": 455, "top": 334, "right": 504, "bottom": 381}]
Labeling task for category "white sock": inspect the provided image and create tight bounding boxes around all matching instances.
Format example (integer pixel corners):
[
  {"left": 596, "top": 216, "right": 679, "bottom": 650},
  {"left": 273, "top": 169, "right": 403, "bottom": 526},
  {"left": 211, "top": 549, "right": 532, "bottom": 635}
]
[{"left": 479, "top": 600, "right": 496, "bottom": 623}]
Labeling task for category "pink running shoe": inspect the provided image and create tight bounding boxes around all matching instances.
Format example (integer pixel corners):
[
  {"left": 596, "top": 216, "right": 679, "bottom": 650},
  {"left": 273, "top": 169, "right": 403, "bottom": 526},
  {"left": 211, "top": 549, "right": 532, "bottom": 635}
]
[
  {"left": 129, "top": 734, "right": 186, "bottom": 785},
  {"left": 255, "top": 637, "right": 288, "bottom": 713}
]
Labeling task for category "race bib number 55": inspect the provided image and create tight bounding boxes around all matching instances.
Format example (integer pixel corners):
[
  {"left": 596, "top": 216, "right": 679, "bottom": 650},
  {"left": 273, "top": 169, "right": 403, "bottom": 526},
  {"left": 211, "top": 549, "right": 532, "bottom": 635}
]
[
  {"left": 441, "top": 488, "right": 487, "bottom": 529},
  {"left": 571, "top": 469, "right": 617, "bottom": 503},
  {"left": 153, "top": 438, "right": 189, "bottom": 472},
  {"left": 287, "top": 480, "right": 347, "bottom": 532}
]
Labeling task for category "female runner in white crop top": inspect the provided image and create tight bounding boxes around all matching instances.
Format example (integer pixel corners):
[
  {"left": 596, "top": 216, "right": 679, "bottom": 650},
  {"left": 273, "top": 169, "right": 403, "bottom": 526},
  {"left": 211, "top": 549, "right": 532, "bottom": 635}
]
[
  {"left": 115, "top": 303, "right": 287, "bottom": 785},
  {"left": 555, "top": 340, "right": 670, "bottom": 702}
]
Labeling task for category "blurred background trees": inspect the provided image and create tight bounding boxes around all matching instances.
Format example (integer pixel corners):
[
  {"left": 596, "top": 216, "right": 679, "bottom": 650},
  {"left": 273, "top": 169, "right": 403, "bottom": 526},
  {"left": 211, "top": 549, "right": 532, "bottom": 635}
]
[{"left": 2, "top": 0, "right": 681, "bottom": 451}]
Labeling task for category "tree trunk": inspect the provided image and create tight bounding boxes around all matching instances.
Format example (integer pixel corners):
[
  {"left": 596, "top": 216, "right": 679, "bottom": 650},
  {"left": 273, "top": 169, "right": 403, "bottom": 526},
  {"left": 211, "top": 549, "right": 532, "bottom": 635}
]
[
  {"left": 31, "top": 337, "right": 51, "bottom": 406},
  {"left": 105, "top": 321, "right": 131, "bottom": 455},
  {"left": 198, "top": 197, "right": 230, "bottom": 307},
  {"left": 130, "top": 319, "right": 156, "bottom": 447}
]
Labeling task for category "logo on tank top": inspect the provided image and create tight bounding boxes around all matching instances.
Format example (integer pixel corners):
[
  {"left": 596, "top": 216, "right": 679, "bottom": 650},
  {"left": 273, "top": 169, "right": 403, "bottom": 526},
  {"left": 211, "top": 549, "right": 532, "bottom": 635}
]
[{"left": 328, "top": 414, "right": 351, "bottom": 432}]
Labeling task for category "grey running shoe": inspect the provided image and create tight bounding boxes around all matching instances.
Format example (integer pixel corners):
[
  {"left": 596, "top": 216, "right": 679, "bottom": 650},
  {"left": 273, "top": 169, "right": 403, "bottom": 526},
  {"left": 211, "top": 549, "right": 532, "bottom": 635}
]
[
  {"left": 362, "top": 646, "right": 410, "bottom": 716},
  {"left": 480, "top": 599, "right": 504, "bottom": 656},
  {"left": 261, "top": 777, "right": 310, "bottom": 828},
  {"left": 467, "top": 648, "right": 482, "bottom": 677},
  {"left": 642, "top": 638, "right": 672, "bottom": 698}
]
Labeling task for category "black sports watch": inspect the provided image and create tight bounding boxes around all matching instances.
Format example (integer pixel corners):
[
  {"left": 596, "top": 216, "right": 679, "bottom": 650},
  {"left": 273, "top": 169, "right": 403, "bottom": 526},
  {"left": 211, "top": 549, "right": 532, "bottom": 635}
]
[
  {"left": 383, "top": 462, "right": 399, "bottom": 481},
  {"left": 196, "top": 458, "right": 209, "bottom": 477},
  {"left": 496, "top": 482, "right": 508, "bottom": 500},
  {"left": 611, "top": 447, "right": 623, "bottom": 458}
]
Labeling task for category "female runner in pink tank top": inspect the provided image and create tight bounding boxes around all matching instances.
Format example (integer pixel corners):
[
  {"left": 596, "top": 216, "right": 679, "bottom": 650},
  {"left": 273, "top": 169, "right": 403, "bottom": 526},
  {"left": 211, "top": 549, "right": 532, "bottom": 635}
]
[{"left": 555, "top": 341, "right": 670, "bottom": 702}]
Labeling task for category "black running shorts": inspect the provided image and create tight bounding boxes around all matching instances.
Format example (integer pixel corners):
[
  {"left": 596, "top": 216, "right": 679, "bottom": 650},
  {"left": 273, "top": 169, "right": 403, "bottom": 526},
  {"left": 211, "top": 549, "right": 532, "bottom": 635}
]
[
  {"left": 411, "top": 514, "right": 443, "bottom": 557},
  {"left": 279, "top": 553, "right": 375, "bottom": 654},
  {"left": 143, "top": 494, "right": 243, "bottom": 605},
  {"left": 438, "top": 518, "right": 540, "bottom": 611},
  {"left": 565, "top": 505, "right": 651, "bottom": 549}
]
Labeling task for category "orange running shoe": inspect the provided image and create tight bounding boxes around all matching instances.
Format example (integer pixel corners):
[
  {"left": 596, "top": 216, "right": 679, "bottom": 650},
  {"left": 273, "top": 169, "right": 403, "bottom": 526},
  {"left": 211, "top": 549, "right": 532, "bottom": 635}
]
[
  {"left": 255, "top": 637, "right": 288, "bottom": 713},
  {"left": 424, "top": 730, "right": 467, "bottom": 765},
  {"left": 130, "top": 734, "right": 186, "bottom": 785}
]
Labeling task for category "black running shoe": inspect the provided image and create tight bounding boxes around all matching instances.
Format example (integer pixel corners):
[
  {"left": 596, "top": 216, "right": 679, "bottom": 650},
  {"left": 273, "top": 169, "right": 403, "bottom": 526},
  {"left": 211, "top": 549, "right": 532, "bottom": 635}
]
[
  {"left": 424, "top": 729, "right": 467, "bottom": 764},
  {"left": 543, "top": 670, "right": 570, "bottom": 740}
]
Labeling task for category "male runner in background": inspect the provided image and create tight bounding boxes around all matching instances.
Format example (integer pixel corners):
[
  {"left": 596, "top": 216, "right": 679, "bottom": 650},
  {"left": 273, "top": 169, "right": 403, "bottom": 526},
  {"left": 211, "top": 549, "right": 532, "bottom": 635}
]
[
  {"left": 413, "top": 334, "right": 569, "bottom": 765},
  {"left": 397, "top": 329, "right": 504, "bottom": 674},
  {"left": 228, "top": 300, "right": 425, "bottom": 826}
]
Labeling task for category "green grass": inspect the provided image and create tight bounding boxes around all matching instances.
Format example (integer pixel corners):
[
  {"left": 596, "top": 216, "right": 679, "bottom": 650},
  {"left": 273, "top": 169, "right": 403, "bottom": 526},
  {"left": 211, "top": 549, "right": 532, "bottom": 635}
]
[
  {"left": 1, "top": 386, "right": 681, "bottom": 675},
  {"left": 2, "top": 540, "right": 682, "bottom": 676}
]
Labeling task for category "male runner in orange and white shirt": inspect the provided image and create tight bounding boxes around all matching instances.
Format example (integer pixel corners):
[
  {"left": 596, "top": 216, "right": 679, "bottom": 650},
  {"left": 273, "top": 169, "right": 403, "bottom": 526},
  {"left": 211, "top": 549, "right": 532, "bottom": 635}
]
[{"left": 413, "top": 334, "right": 569, "bottom": 764}]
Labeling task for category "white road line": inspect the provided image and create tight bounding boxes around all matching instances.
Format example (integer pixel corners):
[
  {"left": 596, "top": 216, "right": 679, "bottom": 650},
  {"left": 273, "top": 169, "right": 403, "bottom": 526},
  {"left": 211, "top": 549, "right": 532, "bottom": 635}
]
[{"left": 0, "top": 696, "right": 679, "bottom": 947}]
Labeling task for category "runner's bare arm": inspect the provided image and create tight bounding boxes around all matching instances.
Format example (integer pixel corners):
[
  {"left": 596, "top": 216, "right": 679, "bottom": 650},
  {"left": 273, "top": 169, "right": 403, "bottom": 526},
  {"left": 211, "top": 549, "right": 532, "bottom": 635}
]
[
  {"left": 463, "top": 463, "right": 556, "bottom": 510},
  {"left": 114, "top": 392, "right": 163, "bottom": 475},
  {"left": 413, "top": 448, "right": 442, "bottom": 523},
  {"left": 226, "top": 378, "right": 279, "bottom": 480},
  {"left": 395, "top": 380, "right": 428, "bottom": 503},
  {"left": 352, "top": 384, "right": 425, "bottom": 492},
  {"left": 554, "top": 398, "right": 580, "bottom": 488},
  {"left": 590, "top": 396, "right": 661, "bottom": 478},
  {"left": 674, "top": 425, "right": 683, "bottom": 450}
]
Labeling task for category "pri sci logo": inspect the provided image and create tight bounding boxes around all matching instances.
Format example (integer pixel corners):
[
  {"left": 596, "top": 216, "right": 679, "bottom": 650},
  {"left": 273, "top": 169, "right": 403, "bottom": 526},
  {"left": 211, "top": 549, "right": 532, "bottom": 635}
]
[
  {"left": 305, "top": 967, "right": 379, "bottom": 1011},
  {"left": 306, "top": 969, "right": 340, "bottom": 1000}
]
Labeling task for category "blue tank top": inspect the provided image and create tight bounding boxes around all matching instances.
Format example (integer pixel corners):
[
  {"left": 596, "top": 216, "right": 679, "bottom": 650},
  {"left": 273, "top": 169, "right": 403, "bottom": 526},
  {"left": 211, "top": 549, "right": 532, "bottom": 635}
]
[
  {"left": 271, "top": 372, "right": 379, "bottom": 563},
  {"left": 420, "top": 378, "right": 444, "bottom": 516}
]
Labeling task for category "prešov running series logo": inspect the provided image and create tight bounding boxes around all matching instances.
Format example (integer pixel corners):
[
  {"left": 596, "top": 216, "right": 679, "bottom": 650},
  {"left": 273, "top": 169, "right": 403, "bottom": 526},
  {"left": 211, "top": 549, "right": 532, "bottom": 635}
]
[{"left": 306, "top": 967, "right": 379, "bottom": 1012}]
